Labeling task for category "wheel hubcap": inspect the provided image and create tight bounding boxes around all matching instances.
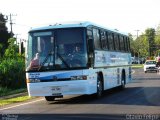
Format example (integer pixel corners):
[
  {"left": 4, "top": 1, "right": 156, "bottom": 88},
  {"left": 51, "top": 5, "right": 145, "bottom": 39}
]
[{"left": 97, "top": 80, "right": 102, "bottom": 96}]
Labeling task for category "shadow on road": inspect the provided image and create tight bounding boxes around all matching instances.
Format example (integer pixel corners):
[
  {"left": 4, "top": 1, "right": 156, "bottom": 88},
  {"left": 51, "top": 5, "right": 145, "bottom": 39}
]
[
  {"left": 133, "top": 77, "right": 160, "bottom": 81},
  {"left": 48, "top": 86, "right": 160, "bottom": 107}
]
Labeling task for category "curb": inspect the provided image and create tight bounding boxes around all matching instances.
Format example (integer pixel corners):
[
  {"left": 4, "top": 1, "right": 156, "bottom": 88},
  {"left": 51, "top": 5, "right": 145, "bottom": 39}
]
[{"left": 0, "top": 92, "right": 28, "bottom": 100}]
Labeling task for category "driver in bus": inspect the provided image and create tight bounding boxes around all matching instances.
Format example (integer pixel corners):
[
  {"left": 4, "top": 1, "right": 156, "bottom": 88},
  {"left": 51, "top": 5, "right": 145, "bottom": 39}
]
[
  {"left": 68, "top": 44, "right": 85, "bottom": 67},
  {"left": 73, "top": 45, "right": 82, "bottom": 55},
  {"left": 68, "top": 45, "right": 83, "bottom": 58}
]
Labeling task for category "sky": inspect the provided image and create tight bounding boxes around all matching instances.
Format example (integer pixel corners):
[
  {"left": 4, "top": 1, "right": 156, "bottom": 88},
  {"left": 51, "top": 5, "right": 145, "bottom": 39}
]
[{"left": 1, "top": 0, "right": 160, "bottom": 41}]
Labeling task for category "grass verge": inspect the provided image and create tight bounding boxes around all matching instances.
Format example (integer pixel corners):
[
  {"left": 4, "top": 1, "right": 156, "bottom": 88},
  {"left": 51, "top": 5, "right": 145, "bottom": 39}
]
[
  {"left": 0, "top": 96, "right": 33, "bottom": 106},
  {"left": 132, "top": 64, "right": 143, "bottom": 69},
  {"left": 0, "top": 87, "right": 27, "bottom": 97}
]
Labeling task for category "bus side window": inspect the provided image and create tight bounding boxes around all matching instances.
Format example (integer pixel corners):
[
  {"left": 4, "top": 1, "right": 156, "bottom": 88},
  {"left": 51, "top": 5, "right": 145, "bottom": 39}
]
[
  {"left": 125, "top": 37, "right": 129, "bottom": 52},
  {"left": 100, "top": 30, "right": 108, "bottom": 50},
  {"left": 114, "top": 34, "right": 120, "bottom": 51},
  {"left": 112, "top": 33, "right": 115, "bottom": 50},
  {"left": 118, "top": 35, "right": 121, "bottom": 51},
  {"left": 126, "top": 37, "right": 130, "bottom": 52},
  {"left": 127, "top": 37, "right": 130, "bottom": 52},
  {"left": 124, "top": 36, "right": 128, "bottom": 52},
  {"left": 87, "top": 29, "right": 93, "bottom": 38},
  {"left": 123, "top": 36, "right": 126, "bottom": 51},
  {"left": 105, "top": 32, "right": 109, "bottom": 50},
  {"left": 93, "top": 28, "right": 101, "bottom": 49},
  {"left": 108, "top": 32, "right": 115, "bottom": 51},
  {"left": 120, "top": 35, "right": 125, "bottom": 51},
  {"left": 87, "top": 29, "right": 94, "bottom": 53}
]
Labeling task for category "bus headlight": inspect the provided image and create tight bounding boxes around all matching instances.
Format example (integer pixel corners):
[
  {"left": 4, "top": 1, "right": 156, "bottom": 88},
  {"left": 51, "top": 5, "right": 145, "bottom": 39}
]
[
  {"left": 71, "top": 75, "right": 87, "bottom": 80},
  {"left": 26, "top": 79, "right": 41, "bottom": 83}
]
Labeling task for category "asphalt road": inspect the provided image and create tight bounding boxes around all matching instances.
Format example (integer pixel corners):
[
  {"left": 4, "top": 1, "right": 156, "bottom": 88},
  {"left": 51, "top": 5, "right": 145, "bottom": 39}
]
[{"left": 0, "top": 68, "right": 160, "bottom": 120}]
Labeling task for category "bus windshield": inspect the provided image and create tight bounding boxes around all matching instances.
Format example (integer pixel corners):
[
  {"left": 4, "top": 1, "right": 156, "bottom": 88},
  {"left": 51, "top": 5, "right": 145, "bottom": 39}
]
[{"left": 26, "top": 28, "right": 88, "bottom": 71}]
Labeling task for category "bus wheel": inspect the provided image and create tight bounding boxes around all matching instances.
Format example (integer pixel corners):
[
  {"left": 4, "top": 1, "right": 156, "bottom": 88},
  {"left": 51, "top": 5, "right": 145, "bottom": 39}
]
[
  {"left": 96, "top": 76, "right": 103, "bottom": 98},
  {"left": 45, "top": 96, "right": 55, "bottom": 101}
]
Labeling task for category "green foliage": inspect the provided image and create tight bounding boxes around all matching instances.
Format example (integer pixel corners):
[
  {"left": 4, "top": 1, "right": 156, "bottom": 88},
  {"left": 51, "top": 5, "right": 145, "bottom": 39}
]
[
  {"left": 0, "top": 87, "right": 26, "bottom": 97},
  {"left": 0, "top": 13, "right": 25, "bottom": 90},
  {"left": 0, "top": 13, "right": 7, "bottom": 31},
  {"left": 0, "top": 38, "right": 26, "bottom": 89},
  {"left": 130, "top": 33, "right": 148, "bottom": 57},
  {"left": 145, "top": 28, "right": 156, "bottom": 56},
  {"left": 0, "top": 13, "right": 11, "bottom": 55},
  {"left": 0, "top": 57, "right": 26, "bottom": 89},
  {"left": 155, "top": 23, "right": 160, "bottom": 49},
  {"left": 0, "top": 43, "right": 3, "bottom": 58},
  {"left": 130, "top": 27, "right": 158, "bottom": 58},
  {"left": 4, "top": 38, "right": 19, "bottom": 58},
  {"left": 156, "top": 50, "right": 160, "bottom": 56}
]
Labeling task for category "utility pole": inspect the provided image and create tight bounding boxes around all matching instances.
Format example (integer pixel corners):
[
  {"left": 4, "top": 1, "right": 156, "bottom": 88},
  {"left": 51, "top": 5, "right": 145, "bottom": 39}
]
[
  {"left": 19, "top": 38, "right": 26, "bottom": 55},
  {"left": 135, "top": 30, "right": 140, "bottom": 63},
  {"left": 135, "top": 30, "right": 140, "bottom": 38},
  {"left": 14, "top": 34, "right": 20, "bottom": 45},
  {"left": 9, "top": 13, "right": 16, "bottom": 37},
  {"left": 148, "top": 37, "right": 151, "bottom": 57}
]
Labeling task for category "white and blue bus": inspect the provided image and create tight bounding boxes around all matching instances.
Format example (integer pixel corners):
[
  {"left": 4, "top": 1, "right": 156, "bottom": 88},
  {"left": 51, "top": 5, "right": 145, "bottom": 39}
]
[{"left": 26, "top": 22, "right": 132, "bottom": 101}]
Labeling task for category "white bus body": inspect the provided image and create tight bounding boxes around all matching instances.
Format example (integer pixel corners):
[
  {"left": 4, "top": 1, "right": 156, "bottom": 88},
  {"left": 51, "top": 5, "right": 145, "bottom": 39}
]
[{"left": 26, "top": 22, "right": 132, "bottom": 100}]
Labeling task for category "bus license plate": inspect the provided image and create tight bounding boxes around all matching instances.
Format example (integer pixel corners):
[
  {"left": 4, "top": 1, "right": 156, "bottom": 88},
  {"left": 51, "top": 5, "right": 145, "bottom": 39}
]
[{"left": 51, "top": 86, "right": 61, "bottom": 93}]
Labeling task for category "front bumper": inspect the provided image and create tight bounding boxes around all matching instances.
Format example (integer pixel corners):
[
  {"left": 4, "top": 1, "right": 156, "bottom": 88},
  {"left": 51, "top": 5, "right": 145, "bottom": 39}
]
[
  {"left": 27, "top": 80, "right": 96, "bottom": 97},
  {"left": 145, "top": 67, "right": 158, "bottom": 71}
]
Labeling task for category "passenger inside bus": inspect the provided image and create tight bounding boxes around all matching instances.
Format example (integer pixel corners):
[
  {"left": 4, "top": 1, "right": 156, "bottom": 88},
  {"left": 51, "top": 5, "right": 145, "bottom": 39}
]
[{"left": 29, "top": 53, "right": 40, "bottom": 69}]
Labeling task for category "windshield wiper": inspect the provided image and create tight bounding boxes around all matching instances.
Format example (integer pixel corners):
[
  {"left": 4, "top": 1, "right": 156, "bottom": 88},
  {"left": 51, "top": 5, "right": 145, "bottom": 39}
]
[
  {"left": 38, "top": 51, "right": 53, "bottom": 71},
  {"left": 38, "top": 52, "right": 70, "bottom": 71},
  {"left": 57, "top": 53, "right": 70, "bottom": 68}
]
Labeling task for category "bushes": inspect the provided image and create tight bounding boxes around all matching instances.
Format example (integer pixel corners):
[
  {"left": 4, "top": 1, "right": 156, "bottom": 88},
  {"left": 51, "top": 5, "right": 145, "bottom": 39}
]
[
  {"left": 0, "top": 57, "right": 26, "bottom": 89},
  {"left": 0, "top": 38, "right": 26, "bottom": 89}
]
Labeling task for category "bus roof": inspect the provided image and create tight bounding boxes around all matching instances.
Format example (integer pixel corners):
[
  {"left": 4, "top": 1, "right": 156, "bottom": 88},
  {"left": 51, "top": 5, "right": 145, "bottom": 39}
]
[{"left": 29, "top": 21, "right": 128, "bottom": 36}]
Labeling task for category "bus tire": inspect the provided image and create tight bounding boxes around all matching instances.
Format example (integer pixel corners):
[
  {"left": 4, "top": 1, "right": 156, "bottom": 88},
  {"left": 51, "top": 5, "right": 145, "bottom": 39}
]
[
  {"left": 120, "top": 71, "right": 126, "bottom": 90},
  {"left": 45, "top": 96, "right": 55, "bottom": 101},
  {"left": 96, "top": 75, "right": 103, "bottom": 98}
]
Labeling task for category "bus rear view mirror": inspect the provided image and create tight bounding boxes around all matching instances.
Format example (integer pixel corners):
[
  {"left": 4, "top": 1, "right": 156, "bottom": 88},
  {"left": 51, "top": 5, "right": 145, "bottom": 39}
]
[
  {"left": 88, "top": 39, "right": 94, "bottom": 67},
  {"left": 88, "top": 39, "right": 94, "bottom": 53}
]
